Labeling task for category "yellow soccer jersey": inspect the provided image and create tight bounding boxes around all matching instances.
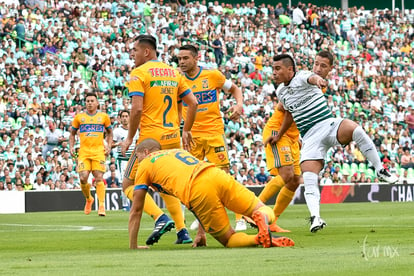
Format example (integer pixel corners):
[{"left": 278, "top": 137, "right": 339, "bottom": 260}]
[
  {"left": 134, "top": 149, "right": 214, "bottom": 207},
  {"left": 182, "top": 67, "right": 226, "bottom": 137},
  {"left": 71, "top": 112, "right": 112, "bottom": 158},
  {"left": 265, "top": 108, "right": 300, "bottom": 141},
  {"left": 127, "top": 60, "right": 191, "bottom": 146}
]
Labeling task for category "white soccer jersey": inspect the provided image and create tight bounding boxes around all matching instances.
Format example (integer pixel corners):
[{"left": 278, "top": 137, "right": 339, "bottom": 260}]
[
  {"left": 276, "top": 70, "right": 333, "bottom": 137},
  {"left": 113, "top": 126, "right": 138, "bottom": 161}
]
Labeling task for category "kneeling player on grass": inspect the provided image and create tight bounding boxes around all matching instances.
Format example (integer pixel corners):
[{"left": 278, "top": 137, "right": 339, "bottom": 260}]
[{"left": 127, "top": 139, "right": 295, "bottom": 249}]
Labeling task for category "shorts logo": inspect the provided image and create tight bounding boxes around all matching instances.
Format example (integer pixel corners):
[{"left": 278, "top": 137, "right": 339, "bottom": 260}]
[
  {"left": 217, "top": 153, "right": 225, "bottom": 161},
  {"left": 214, "top": 146, "right": 225, "bottom": 153},
  {"left": 281, "top": 146, "right": 290, "bottom": 152}
]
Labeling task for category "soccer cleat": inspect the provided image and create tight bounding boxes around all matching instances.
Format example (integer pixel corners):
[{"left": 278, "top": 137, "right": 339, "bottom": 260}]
[
  {"left": 146, "top": 214, "right": 175, "bottom": 245},
  {"left": 235, "top": 219, "right": 247, "bottom": 231},
  {"left": 242, "top": 215, "right": 258, "bottom": 229},
  {"left": 377, "top": 169, "right": 398, "bottom": 184},
  {"left": 269, "top": 222, "right": 291, "bottom": 233},
  {"left": 309, "top": 216, "right": 327, "bottom": 233},
  {"left": 252, "top": 210, "right": 272, "bottom": 248},
  {"left": 84, "top": 197, "right": 94, "bottom": 215},
  {"left": 175, "top": 228, "right": 193, "bottom": 244},
  {"left": 98, "top": 205, "right": 106, "bottom": 216},
  {"left": 271, "top": 235, "right": 295, "bottom": 247},
  {"left": 190, "top": 219, "right": 200, "bottom": 231}
]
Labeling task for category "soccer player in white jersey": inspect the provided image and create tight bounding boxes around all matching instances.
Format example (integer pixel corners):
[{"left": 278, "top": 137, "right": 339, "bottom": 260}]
[
  {"left": 272, "top": 51, "right": 398, "bottom": 233},
  {"left": 112, "top": 110, "right": 138, "bottom": 180}
]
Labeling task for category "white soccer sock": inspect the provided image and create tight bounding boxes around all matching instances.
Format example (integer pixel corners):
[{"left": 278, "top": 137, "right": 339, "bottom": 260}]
[
  {"left": 352, "top": 126, "right": 383, "bottom": 172},
  {"left": 303, "top": 171, "right": 320, "bottom": 218}
]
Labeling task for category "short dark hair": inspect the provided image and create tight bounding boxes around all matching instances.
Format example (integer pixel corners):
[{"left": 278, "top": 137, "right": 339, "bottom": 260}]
[
  {"left": 273, "top": 54, "right": 296, "bottom": 72},
  {"left": 135, "top": 35, "right": 157, "bottom": 50},
  {"left": 85, "top": 92, "right": 98, "bottom": 100},
  {"left": 118, "top": 109, "right": 130, "bottom": 117},
  {"left": 316, "top": 50, "right": 334, "bottom": 66},
  {"left": 179, "top": 44, "right": 198, "bottom": 56}
]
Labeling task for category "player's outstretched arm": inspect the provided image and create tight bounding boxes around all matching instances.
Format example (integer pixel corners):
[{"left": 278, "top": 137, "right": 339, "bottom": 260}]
[
  {"left": 181, "top": 92, "right": 198, "bottom": 152},
  {"left": 129, "top": 188, "right": 149, "bottom": 249},
  {"left": 122, "top": 96, "right": 143, "bottom": 156},
  {"left": 227, "top": 83, "right": 243, "bottom": 120},
  {"left": 264, "top": 103, "right": 293, "bottom": 146},
  {"left": 105, "top": 127, "right": 113, "bottom": 156},
  {"left": 307, "top": 74, "right": 327, "bottom": 89},
  {"left": 69, "top": 128, "right": 77, "bottom": 157},
  {"left": 192, "top": 224, "right": 207, "bottom": 248}
]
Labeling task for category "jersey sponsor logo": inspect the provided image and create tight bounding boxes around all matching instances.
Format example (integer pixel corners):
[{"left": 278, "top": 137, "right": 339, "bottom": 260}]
[
  {"left": 193, "top": 90, "right": 217, "bottom": 105},
  {"left": 79, "top": 124, "right": 105, "bottom": 133},
  {"left": 161, "top": 132, "right": 178, "bottom": 141},
  {"left": 148, "top": 68, "right": 177, "bottom": 77},
  {"left": 285, "top": 94, "right": 316, "bottom": 112},
  {"left": 214, "top": 146, "right": 225, "bottom": 153},
  {"left": 150, "top": 80, "right": 178, "bottom": 87}
]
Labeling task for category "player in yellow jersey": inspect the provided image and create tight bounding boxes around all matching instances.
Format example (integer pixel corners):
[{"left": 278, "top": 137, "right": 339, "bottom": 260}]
[
  {"left": 178, "top": 44, "right": 243, "bottom": 171},
  {"left": 121, "top": 35, "right": 198, "bottom": 245},
  {"left": 258, "top": 51, "right": 336, "bottom": 233},
  {"left": 177, "top": 44, "right": 246, "bottom": 231},
  {"left": 128, "top": 138, "right": 295, "bottom": 249},
  {"left": 69, "top": 92, "right": 113, "bottom": 216}
]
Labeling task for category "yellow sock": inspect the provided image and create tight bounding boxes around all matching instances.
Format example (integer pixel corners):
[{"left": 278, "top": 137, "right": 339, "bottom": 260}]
[
  {"left": 143, "top": 194, "right": 164, "bottom": 221},
  {"left": 162, "top": 194, "right": 186, "bottom": 231},
  {"left": 258, "top": 175, "right": 285, "bottom": 203},
  {"left": 96, "top": 181, "right": 106, "bottom": 207},
  {"left": 257, "top": 206, "right": 275, "bottom": 224},
  {"left": 235, "top": 213, "right": 243, "bottom": 221},
  {"left": 226, "top": 232, "right": 257, "bottom": 247},
  {"left": 123, "top": 185, "right": 164, "bottom": 220},
  {"left": 80, "top": 183, "right": 92, "bottom": 200},
  {"left": 273, "top": 187, "right": 295, "bottom": 217}
]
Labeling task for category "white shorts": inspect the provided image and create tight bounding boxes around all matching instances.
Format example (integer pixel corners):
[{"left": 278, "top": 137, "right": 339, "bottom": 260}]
[
  {"left": 300, "top": 118, "right": 343, "bottom": 163},
  {"left": 117, "top": 159, "right": 129, "bottom": 181}
]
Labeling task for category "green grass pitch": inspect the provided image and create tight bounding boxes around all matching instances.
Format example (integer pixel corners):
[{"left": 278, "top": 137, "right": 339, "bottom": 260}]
[{"left": 1, "top": 202, "right": 413, "bottom": 276}]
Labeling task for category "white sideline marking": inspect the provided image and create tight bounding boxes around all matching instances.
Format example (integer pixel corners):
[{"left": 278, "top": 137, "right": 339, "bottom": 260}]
[{"left": 0, "top": 223, "right": 153, "bottom": 232}]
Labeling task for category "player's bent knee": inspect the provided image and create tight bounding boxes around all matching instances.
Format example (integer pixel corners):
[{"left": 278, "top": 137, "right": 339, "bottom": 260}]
[
  {"left": 279, "top": 166, "right": 294, "bottom": 184},
  {"left": 337, "top": 119, "right": 358, "bottom": 144},
  {"left": 216, "top": 229, "right": 235, "bottom": 247},
  {"left": 122, "top": 177, "right": 134, "bottom": 192}
]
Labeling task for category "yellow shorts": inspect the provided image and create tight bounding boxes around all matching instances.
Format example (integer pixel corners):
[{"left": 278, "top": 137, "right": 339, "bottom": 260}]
[
  {"left": 188, "top": 167, "right": 259, "bottom": 237},
  {"left": 77, "top": 156, "right": 106, "bottom": 172},
  {"left": 263, "top": 128, "right": 301, "bottom": 176},
  {"left": 124, "top": 142, "right": 181, "bottom": 180},
  {"left": 190, "top": 134, "right": 229, "bottom": 169}
]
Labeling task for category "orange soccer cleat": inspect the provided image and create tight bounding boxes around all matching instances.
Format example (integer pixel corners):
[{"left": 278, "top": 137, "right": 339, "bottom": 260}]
[
  {"left": 269, "top": 222, "right": 291, "bottom": 233},
  {"left": 271, "top": 236, "right": 295, "bottom": 247},
  {"left": 252, "top": 210, "right": 272, "bottom": 248},
  {"left": 84, "top": 197, "right": 94, "bottom": 215},
  {"left": 98, "top": 205, "right": 106, "bottom": 216}
]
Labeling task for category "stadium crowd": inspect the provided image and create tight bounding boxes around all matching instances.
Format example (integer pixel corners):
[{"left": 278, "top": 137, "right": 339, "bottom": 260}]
[{"left": 0, "top": 0, "right": 413, "bottom": 192}]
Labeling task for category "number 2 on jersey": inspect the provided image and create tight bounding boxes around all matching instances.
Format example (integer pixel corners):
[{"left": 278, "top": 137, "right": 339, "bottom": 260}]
[{"left": 163, "top": 95, "right": 173, "bottom": 127}]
